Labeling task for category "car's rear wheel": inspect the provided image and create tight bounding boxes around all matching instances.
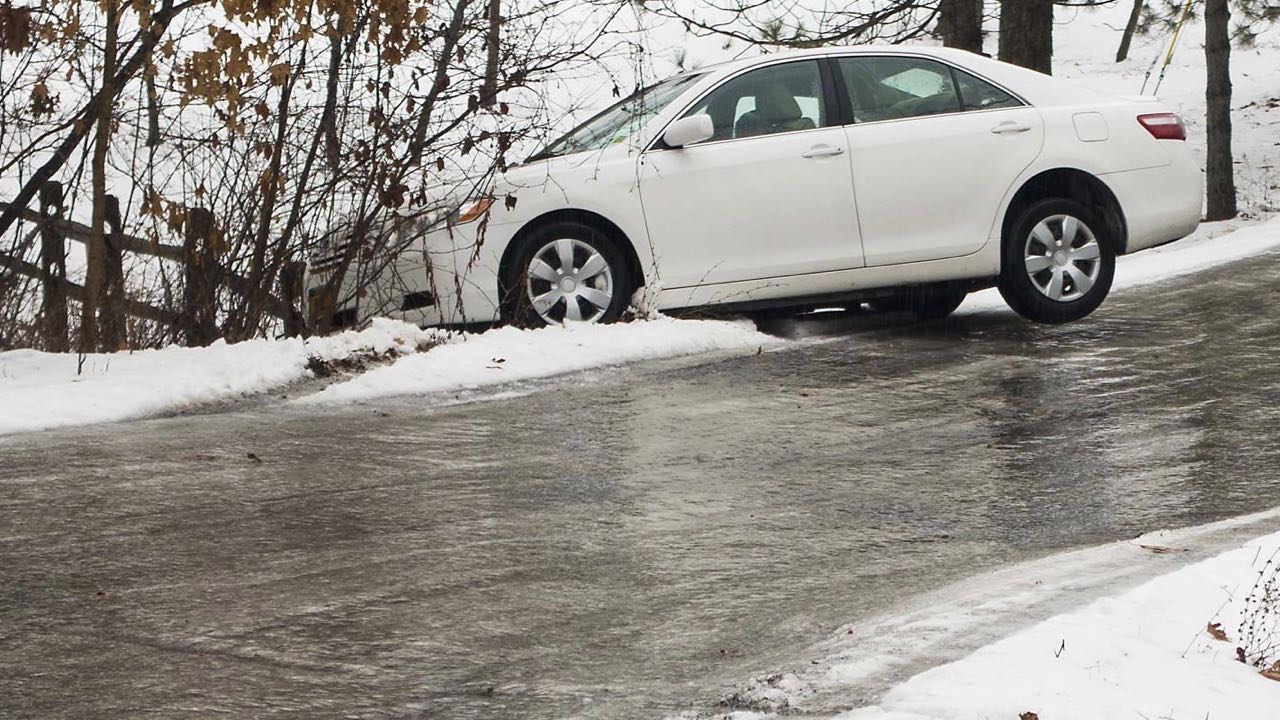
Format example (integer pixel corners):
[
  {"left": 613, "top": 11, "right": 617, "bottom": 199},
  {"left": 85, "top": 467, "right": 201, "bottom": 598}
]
[
  {"left": 506, "top": 221, "right": 632, "bottom": 327},
  {"left": 998, "top": 198, "right": 1116, "bottom": 325}
]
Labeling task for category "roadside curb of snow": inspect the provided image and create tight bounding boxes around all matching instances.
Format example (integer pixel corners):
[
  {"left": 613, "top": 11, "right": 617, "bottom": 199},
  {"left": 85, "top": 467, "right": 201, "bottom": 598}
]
[
  {"left": 693, "top": 507, "right": 1280, "bottom": 720},
  {"left": 295, "top": 315, "right": 778, "bottom": 406}
]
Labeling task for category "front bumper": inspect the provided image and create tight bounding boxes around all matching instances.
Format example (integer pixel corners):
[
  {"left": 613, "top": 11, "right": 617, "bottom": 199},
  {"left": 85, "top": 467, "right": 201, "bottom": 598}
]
[{"left": 304, "top": 219, "right": 507, "bottom": 330}]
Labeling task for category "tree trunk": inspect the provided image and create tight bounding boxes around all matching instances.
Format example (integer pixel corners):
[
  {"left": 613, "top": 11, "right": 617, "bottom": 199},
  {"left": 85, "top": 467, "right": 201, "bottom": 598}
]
[
  {"left": 939, "top": 0, "right": 985, "bottom": 53},
  {"left": 1116, "top": 0, "right": 1144, "bottom": 62},
  {"left": 83, "top": 0, "right": 118, "bottom": 353},
  {"left": 1204, "top": 0, "right": 1236, "bottom": 220},
  {"left": 998, "top": 0, "right": 1053, "bottom": 74}
]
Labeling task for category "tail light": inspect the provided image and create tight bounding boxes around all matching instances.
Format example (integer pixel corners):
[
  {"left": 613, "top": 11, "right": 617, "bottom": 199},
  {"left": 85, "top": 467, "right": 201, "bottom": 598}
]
[{"left": 1138, "top": 113, "right": 1186, "bottom": 141}]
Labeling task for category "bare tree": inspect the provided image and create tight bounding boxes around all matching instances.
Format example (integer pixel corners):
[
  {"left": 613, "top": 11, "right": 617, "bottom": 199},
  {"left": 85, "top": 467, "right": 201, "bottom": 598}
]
[
  {"left": 646, "top": 1, "right": 941, "bottom": 49},
  {"left": 1, "top": 0, "right": 635, "bottom": 349}
]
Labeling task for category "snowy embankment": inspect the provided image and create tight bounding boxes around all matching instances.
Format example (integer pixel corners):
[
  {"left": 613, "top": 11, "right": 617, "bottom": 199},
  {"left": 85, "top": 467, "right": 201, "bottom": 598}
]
[
  {"left": 0, "top": 317, "right": 773, "bottom": 435},
  {"left": 298, "top": 316, "right": 770, "bottom": 404},
  {"left": 0, "top": 319, "right": 438, "bottom": 435},
  {"left": 696, "top": 512, "right": 1280, "bottom": 720},
  {"left": 839, "top": 530, "right": 1280, "bottom": 720}
]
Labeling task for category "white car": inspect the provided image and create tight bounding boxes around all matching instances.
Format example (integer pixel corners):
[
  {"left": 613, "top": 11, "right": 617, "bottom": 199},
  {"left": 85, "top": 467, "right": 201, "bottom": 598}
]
[{"left": 309, "top": 46, "right": 1202, "bottom": 329}]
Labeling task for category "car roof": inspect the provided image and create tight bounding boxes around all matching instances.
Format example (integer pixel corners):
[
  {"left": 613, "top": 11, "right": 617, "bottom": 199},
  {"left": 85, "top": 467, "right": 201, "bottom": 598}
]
[
  {"left": 672, "top": 44, "right": 1104, "bottom": 108},
  {"left": 686, "top": 44, "right": 973, "bottom": 76}
]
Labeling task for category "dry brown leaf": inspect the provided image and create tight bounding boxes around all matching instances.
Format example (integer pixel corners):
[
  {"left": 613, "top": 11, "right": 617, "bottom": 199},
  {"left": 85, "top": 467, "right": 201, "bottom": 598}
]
[
  {"left": 1206, "top": 622, "right": 1229, "bottom": 641},
  {"left": 267, "top": 62, "right": 291, "bottom": 86},
  {"left": 1261, "top": 662, "right": 1280, "bottom": 683},
  {"left": 1019, "top": 713, "right": 1040, "bottom": 720}
]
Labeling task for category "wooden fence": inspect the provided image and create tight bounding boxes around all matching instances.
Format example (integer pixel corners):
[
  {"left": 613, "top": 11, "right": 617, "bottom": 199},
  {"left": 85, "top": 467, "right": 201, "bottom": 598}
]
[{"left": 0, "top": 181, "right": 305, "bottom": 350}]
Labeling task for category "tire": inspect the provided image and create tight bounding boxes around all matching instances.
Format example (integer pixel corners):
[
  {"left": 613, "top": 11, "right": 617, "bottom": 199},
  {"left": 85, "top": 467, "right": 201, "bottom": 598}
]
[
  {"left": 869, "top": 287, "right": 967, "bottom": 320},
  {"left": 505, "top": 220, "right": 632, "bottom": 327},
  {"left": 997, "top": 198, "right": 1116, "bottom": 325}
]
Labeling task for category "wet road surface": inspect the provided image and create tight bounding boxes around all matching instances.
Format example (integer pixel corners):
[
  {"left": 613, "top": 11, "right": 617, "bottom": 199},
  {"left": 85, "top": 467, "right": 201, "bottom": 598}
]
[{"left": 3, "top": 253, "right": 1280, "bottom": 719}]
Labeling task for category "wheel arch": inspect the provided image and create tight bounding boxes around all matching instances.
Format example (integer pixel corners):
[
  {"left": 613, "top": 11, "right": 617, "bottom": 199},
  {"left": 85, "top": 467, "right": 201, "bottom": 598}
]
[
  {"left": 1001, "top": 168, "right": 1129, "bottom": 255},
  {"left": 497, "top": 208, "right": 646, "bottom": 311}
]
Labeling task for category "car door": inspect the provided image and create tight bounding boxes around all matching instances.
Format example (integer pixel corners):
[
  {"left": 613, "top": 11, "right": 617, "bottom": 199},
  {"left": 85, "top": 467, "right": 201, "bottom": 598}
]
[
  {"left": 833, "top": 55, "right": 1044, "bottom": 267},
  {"left": 637, "top": 59, "right": 865, "bottom": 290}
]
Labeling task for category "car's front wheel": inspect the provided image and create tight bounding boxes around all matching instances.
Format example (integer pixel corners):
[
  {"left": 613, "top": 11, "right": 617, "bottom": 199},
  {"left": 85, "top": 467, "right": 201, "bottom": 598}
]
[
  {"left": 998, "top": 198, "right": 1116, "bottom": 324},
  {"left": 506, "top": 221, "right": 632, "bottom": 327}
]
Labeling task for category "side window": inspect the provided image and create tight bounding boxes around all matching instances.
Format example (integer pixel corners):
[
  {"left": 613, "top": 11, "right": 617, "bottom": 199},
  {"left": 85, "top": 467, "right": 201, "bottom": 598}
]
[
  {"left": 953, "top": 68, "right": 1023, "bottom": 111},
  {"left": 837, "top": 57, "right": 961, "bottom": 122},
  {"left": 682, "top": 60, "right": 826, "bottom": 141}
]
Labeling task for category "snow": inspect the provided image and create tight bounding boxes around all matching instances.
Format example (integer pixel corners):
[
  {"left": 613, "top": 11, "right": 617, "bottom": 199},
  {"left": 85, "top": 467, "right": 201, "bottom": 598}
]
[
  {"left": 0, "top": 318, "right": 436, "bottom": 436},
  {"left": 0, "top": 317, "right": 773, "bottom": 435},
  {"left": 838, "top": 530, "right": 1280, "bottom": 720},
  {"left": 299, "top": 316, "right": 775, "bottom": 404},
  {"left": 682, "top": 508, "right": 1280, "bottom": 720}
]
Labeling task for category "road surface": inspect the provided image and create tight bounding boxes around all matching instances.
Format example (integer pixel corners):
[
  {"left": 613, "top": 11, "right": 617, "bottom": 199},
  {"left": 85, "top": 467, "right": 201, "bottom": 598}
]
[{"left": 3, "top": 253, "right": 1280, "bottom": 719}]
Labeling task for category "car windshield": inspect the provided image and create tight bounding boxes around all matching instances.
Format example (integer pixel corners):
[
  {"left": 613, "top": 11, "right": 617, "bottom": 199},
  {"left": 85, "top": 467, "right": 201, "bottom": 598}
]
[{"left": 532, "top": 73, "right": 703, "bottom": 160}]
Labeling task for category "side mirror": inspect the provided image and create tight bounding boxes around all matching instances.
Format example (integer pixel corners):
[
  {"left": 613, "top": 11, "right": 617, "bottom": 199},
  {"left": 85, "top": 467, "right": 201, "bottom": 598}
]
[{"left": 663, "top": 115, "right": 715, "bottom": 148}]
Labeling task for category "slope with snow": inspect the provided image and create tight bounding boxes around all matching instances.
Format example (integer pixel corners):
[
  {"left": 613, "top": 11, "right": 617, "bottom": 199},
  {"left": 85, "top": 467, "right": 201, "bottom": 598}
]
[
  {"left": 0, "top": 317, "right": 775, "bottom": 436},
  {"left": 838, "top": 530, "right": 1280, "bottom": 720}
]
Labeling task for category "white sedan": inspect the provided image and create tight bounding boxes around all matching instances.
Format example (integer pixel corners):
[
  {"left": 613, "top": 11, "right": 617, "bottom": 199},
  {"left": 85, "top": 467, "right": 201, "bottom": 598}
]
[{"left": 309, "top": 46, "right": 1202, "bottom": 328}]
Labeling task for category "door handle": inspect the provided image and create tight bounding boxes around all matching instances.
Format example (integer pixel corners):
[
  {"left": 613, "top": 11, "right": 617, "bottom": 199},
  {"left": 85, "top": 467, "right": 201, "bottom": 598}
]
[
  {"left": 802, "top": 145, "right": 846, "bottom": 158},
  {"left": 991, "top": 122, "right": 1032, "bottom": 135}
]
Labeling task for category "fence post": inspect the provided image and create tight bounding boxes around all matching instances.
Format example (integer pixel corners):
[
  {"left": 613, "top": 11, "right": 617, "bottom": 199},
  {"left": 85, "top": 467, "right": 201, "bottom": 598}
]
[
  {"left": 37, "top": 181, "right": 69, "bottom": 352},
  {"left": 182, "top": 207, "right": 218, "bottom": 346},
  {"left": 98, "top": 195, "right": 126, "bottom": 351},
  {"left": 279, "top": 260, "right": 307, "bottom": 338}
]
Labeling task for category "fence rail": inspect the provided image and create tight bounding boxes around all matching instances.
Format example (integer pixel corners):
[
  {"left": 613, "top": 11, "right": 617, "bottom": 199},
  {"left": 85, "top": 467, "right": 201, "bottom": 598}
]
[{"left": 0, "top": 182, "right": 300, "bottom": 350}]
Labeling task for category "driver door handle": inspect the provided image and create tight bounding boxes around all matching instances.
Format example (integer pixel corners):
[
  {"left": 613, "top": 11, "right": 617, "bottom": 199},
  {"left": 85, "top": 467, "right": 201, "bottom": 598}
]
[
  {"left": 991, "top": 122, "right": 1032, "bottom": 134},
  {"left": 802, "top": 145, "right": 846, "bottom": 158}
]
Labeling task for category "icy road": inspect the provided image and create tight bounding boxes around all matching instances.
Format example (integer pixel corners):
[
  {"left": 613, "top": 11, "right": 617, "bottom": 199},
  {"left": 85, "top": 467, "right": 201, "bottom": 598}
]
[{"left": 4, "top": 251, "right": 1280, "bottom": 719}]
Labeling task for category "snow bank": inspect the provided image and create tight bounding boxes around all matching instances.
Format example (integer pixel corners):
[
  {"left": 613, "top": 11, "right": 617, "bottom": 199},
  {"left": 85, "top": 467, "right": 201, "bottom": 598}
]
[
  {"left": 692, "top": 511, "right": 1280, "bottom": 720},
  {"left": 301, "top": 316, "right": 775, "bottom": 404},
  {"left": 0, "top": 317, "right": 771, "bottom": 435},
  {"left": 0, "top": 319, "right": 434, "bottom": 435},
  {"left": 839, "top": 530, "right": 1280, "bottom": 720}
]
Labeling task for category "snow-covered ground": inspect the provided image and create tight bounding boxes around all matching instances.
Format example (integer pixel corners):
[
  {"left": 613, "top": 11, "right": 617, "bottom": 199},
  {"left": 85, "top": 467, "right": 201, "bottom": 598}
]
[
  {"left": 687, "top": 511, "right": 1280, "bottom": 720},
  {"left": 299, "top": 316, "right": 773, "bottom": 405},
  {"left": 709, "top": 520, "right": 1280, "bottom": 720},
  {"left": 0, "top": 317, "right": 774, "bottom": 435},
  {"left": 0, "top": 319, "right": 439, "bottom": 435},
  {"left": 839, "top": 529, "right": 1280, "bottom": 719}
]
